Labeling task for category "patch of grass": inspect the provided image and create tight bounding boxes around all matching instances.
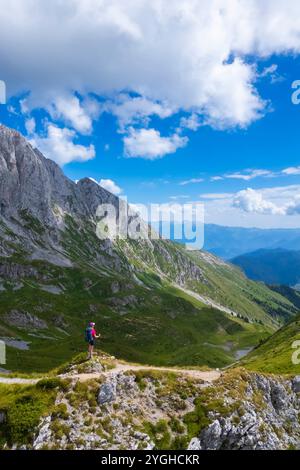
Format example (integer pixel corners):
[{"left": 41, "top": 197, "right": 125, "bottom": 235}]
[
  {"left": 36, "top": 377, "right": 69, "bottom": 391},
  {"left": 143, "top": 419, "right": 171, "bottom": 450},
  {"left": 240, "top": 315, "right": 300, "bottom": 375},
  {"left": 50, "top": 419, "right": 70, "bottom": 440},
  {"left": 0, "top": 383, "right": 57, "bottom": 447},
  {"left": 52, "top": 403, "right": 69, "bottom": 420}
]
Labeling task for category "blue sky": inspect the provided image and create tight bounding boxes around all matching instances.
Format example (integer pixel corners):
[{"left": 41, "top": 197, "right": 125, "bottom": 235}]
[{"left": 1, "top": 1, "right": 300, "bottom": 228}]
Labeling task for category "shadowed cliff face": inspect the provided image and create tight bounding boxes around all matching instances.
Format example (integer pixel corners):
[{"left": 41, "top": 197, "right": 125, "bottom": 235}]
[
  {"left": 0, "top": 124, "right": 119, "bottom": 224},
  {"left": 0, "top": 124, "right": 205, "bottom": 280}
]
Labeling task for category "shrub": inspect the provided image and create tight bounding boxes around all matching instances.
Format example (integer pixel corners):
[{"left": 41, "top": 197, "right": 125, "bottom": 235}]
[
  {"left": 52, "top": 403, "right": 69, "bottom": 420},
  {"left": 6, "top": 389, "right": 56, "bottom": 445},
  {"left": 36, "top": 378, "right": 68, "bottom": 391}
]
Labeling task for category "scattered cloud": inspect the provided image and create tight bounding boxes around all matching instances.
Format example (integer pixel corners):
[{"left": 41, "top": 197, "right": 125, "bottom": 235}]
[
  {"left": 169, "top": 195, "right": 189, "bottom": 200},
  {"left": 179, "top": 113, "right": 201, "bottom": 131},
  {"left": 260, "top": 64, "right": 284, "bottom": 84},
  {"left": 179, "top": 178, "right": 204, "bottom": 186},
  {"left": 233, "top": 186, "right": 300, "bottom": 216},
  {"left": 183, "top": 185, "right": 300, "bottom": 228},
  {"left": 106, "top": 94, "right": 175, "bottom": 131},
  {"left": 210, "top": 176, "right": 223, "bottom": 182},
  {"left": 88, "top": 177, "right": 122, "bottom": 195},
  {"left": 282, "top": 166, "right": 300, "bottom": 175},
  {"left": 99, "top": 178, "right": 123, "bottom": 195},
  {"left": 47, "top": 95, "right": 99, "bottom": 135},
  {"left": 29, "top": 124, "right": 95, "bottom": 166},
  {"left": 286, "top": 198, "right": 300, "bottom": 215},
  {"left": 25, "top": 117, "right": 36, "bottom": 134},
  {"left": 211, "top": 166, "right": 300, "bottom": 182},
  {"left": 224, "top": 169, "right": 275, "bottom": 181},
  {"left": 124, "top": 127, "right": 187, "bottom": 160},
  {"left": 261, "top": 64, "right": 278, "bottom": 77},
  {"left": 233, "top": 188, "right": 286, "bottom": 215},
  {"left": 200, "top": 193, "right": 232, "bottom": 200}
]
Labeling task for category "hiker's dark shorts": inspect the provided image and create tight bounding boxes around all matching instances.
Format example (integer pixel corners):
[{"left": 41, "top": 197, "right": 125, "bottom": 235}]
[{"left": 88, "top": 339, "right": 95, "bottom": 346}]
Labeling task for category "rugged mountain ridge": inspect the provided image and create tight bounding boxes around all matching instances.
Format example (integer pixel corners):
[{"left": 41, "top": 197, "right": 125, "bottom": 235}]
[
  {"left": 0, "top": 124, "right": 299, "bottom": 372},
  {"left": 203, "top": 224, "right": 300, "bottom": 259},
  {"left": 0, "top": 124, "right": 118, "bottom": 224}
]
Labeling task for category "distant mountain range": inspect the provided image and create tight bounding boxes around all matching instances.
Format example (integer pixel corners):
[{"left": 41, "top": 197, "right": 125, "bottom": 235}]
[
  {"left": 204, "top": 225, "right": 300, "bottom": 260},
  {"left": 155, "top": 222, "right": 300, "bottom": 260},
  {"left": 231, "top": 248, "right": 300, "bottom": 288}
]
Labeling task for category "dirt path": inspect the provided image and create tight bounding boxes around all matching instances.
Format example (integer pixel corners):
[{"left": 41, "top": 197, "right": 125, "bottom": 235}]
[
  {"left": 72, "top": 364, "right": 221, "bottom": 383},
  {"left": 0, "top": 363, "right": 221, "bottom": 385},
  {"left": 0, "top": 377, "right": 39, "bottom": 385}
]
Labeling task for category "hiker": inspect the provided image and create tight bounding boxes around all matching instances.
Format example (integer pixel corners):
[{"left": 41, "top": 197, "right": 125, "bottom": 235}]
[{"left": 85, "top": 322, "right": 100, "bottom": 359}]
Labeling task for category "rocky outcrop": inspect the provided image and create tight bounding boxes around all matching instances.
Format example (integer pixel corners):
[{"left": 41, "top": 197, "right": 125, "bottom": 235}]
[
  {"left": 188, "top": 373, "right": 300, "bottom": 450},
  {"left": 98, "top": 381, "right": 117, "bottom": 405},
  {"left": 29, "top": 366, "right": 203, "bottom": 451},
  {"left": 292, "top": 376, "right": 300, "bottom": 393},
  {"left": 0, "top": 263, "right": 38, "bottom": 280},
  {"left": 4, "top": 358, "right": 300, "bottom": 451},
  {"left": 4, "top": 310, "right": 47, "bottom": 330}
]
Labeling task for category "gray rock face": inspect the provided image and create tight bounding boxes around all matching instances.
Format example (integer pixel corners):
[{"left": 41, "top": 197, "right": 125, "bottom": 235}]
[
  {"left": 0, "top": 263, "right": 38, "bottom": 280},
  {"left": 189, "top": 373, "right": 300, "bottom": 450},
  {"left": 4, "top": 310, "right": 47, "bottom": 330},
  {"left": 32, "top": 416, "right": 52, "bottom": 450},
  {"left": 292, "top": 376, "right": 300, "bottom": 393},
  {"left": 0, "top": 124, "right": 205, "bottom": 285},
  {"left": 97, "top": 373, "right": 139, "bottom": 406},
  {"left": 98, "top": 380, "right": 117, "bottom": 405},
  {"left": 111, "top": 281, "right": 120, "bottom": 294},
  {"left": 188, "top": 437, "right": 202, "bottom": 450},
  {"left": 0, "top": 125, "right": 123, "bottom": 232}
]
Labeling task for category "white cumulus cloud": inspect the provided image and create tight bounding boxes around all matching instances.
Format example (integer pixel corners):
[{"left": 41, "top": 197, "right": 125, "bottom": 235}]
[
  {"left": 30, "top": 124, "right": 95, "bottom": 166},
  {"left": 88, "top": 177, "right": 122, "bottom": 195},
  {"left": 233, "top": 188, "right": 286, "bottom": 215},
  {"left": 124, "top": 128, "right": 187, "bottom": 160},
  {"left": 47, "top": 95, "right": 96, "bottom": 135},
  {"left": 99, "top": 179, "right": 123, "bottom": 195},
  {"left": 106, "top": 94, "right": 175, "bottom": 130},
  {"left": 2, "top": 0, "right": 300, "bottom": 137}
]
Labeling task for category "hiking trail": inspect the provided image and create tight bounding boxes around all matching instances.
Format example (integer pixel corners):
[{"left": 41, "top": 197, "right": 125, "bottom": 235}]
[{"left": 0, "top": 362, "right": 221, "bottom": 385}]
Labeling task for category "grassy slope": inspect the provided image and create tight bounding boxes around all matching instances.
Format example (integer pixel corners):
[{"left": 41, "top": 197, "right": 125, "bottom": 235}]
[
  {"left": 268, "top": 285, "right": 300, "bottom": 310},
  {"left": 0, "top": 260, "right": 270, "bottom": 372},
  {"left": 0, "top": 214, "right": 298, "bottom": 374},
  {"left": 186, "top": 250, "right": 297, "bottom": 326},
  {"left": 240, "top": 314, "right": 300, "bottom": 374},
  {"left": 0, "top": 378, "right": 67, "bottom": 447}
]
